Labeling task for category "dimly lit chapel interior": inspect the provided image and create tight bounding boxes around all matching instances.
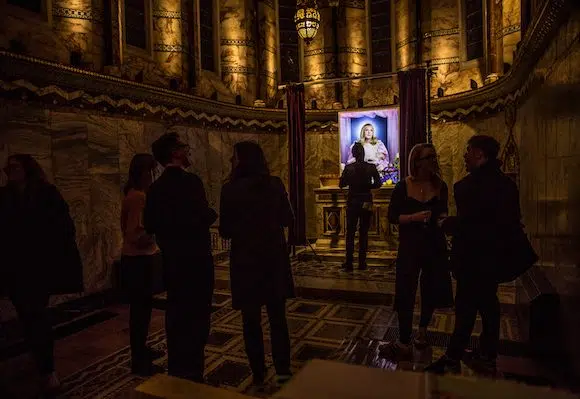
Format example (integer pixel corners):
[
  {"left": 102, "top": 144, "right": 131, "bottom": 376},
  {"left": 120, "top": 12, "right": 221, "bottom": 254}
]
[{"left": 1, "top": 0, "right": 579, "bottom": 397}]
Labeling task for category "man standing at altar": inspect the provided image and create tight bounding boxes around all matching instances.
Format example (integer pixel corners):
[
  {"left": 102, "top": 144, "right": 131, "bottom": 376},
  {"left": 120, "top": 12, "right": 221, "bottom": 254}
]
[
  {"left": 339, "top": 142, "right": 382, "bottom": 271},
  {"left": 144, "top": 133, "right": 217, "bottom": 382}
]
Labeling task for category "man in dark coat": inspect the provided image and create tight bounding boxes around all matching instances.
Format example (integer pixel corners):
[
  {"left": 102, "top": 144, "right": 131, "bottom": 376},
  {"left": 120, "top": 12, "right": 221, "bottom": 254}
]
[
  {"left": 339, "top": 142, "right": 382, "bottom": 270},
  {"left": 143, "top": 133, "right": 217, "bottom": 382},
  {"left": 426, "top": 135, "right": 522, "bottom": 376}
]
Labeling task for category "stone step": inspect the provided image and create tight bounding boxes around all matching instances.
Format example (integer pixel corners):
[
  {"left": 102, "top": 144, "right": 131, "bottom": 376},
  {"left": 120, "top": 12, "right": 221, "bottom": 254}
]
[{"left": 298, "top": 250, "right": 397, "bottom": 267}]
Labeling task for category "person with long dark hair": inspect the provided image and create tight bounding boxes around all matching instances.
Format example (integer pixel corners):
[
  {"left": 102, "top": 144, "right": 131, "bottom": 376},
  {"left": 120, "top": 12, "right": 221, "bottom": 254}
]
[
  {"left": 0, "top": 154, "right": 83, "bottom": 395},
  {"left": 219, "top": 141, "right": 295, "bottom": 389},
  {"left": 379, "top": 143, "right": 453, "bottom": 359},
  {"left": 121, "top": 153, "right": 164, "bottom": 376}
]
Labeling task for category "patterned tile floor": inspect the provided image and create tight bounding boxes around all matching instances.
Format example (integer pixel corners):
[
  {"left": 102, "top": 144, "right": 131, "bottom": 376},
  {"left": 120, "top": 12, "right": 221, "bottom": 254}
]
[{"left": 0, "top": 258, "right": 557, "bottom": 399}]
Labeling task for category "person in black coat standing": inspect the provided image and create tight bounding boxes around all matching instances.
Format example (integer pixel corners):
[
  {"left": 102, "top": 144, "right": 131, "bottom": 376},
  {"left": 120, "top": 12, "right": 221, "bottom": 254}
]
[
  {"left": 0, "top": 154, "right": 83, "bottom": 395},
  {"left": 426, "top": 135, "right": 523, "bottom": 376},
  {"left": 339, "top": 142, "right": 382, "bottom": 271},
  {"left": 143, "top": 133, "right": 217, "bottom": 382},
  {"left": 219, "top": 141, "right": 295, "bottom": 388}
]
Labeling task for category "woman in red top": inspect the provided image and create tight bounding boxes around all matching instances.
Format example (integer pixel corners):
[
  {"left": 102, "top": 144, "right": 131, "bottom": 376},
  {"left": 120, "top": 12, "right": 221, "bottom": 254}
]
[{"left": 121, "top": 154, "right": 163, "bottom": 376}]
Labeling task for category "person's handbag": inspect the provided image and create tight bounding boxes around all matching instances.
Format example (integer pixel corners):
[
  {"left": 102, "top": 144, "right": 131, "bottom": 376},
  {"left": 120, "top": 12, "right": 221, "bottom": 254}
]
[{"left": 495, "top": 225, "right": 538, "bottom": 283}]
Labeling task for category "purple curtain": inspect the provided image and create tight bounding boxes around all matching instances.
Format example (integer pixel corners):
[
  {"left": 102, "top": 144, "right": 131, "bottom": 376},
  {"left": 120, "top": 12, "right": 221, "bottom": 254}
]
[
  {"left": 286, "top": 84, "right": 307, "bottom": 245},
  {"left": 398, "top": 69, "right": 427, "bottom": 179}
]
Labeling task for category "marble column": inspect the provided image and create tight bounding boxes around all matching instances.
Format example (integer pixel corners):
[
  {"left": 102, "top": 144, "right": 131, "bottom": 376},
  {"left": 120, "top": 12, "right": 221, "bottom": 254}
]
[
  {"left": 501, "top": 0, "right": 521, "bottom": 67},
  {"left": 52, "top": 0, "right": 105, "bottom": 70},
  {"left": 487, "top": 0, "right": 504, "bottom": 76},
  {"left": 259, "top": 0, "right": 278, "bottom": 102},
  {"left": 152, "top": 0, "right": 184, "bottom": 81},
  {"left": 420, "top": 0, "right": 460, "bottom": 66},
  {"left": 337, "top": 1, "right": 368, "bottom": 107},
  {"left": 220, "top": 0, "right": 257, "bottom": 104},
  {"left": 303, "top": 4, "right": 337, "bottom": 109},
  {"left": 394, "top": 0, "right": 418, "bottom": 70}
]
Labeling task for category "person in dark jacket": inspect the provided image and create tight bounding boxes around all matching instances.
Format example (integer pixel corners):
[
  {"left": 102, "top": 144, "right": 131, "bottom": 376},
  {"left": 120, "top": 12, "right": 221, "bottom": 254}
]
[
  {"left": 379, "top": 143, "right": 453, "bottom": 360},
  {"left": 0, "top": 154, "right": 83, "bottom": 395},
  {"left": 339, "top": 142, "right": 382, "bottom": 271},
  {"left": 143, "top": 133, "right": 217, "bottom": 382},
  {"left": 426, "top": 135, "right": 522, "bottom": 376},
  {"left": 219, "top": 141, "right": 295, "bottom": 388}
]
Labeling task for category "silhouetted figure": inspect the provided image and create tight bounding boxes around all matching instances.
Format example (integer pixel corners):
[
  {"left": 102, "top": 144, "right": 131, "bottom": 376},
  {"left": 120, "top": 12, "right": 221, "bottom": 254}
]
[
  {"left": 0, "top": 154, "right": 83, "bottom": 395},
  {"left": 426, "top": 135, "right": 524, "bottom": 376},
  {"left": 121, "top": 154, "right": 164, "bottom": 376},
  {"left": 380, "top": 143, "right": 453, "bottom": 359},
  {"left": 219, "top": 141, "right": 294, "bottom": 388},
  {"left": 339, "top": 142, "right": 382, "bottom": 270},
  {"left": 144, "top": 133, "right": 217, "bottom": 382}
]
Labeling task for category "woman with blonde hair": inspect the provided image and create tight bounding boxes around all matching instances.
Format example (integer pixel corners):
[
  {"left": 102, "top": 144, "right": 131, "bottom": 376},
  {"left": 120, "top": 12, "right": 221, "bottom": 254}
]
[
  {"left": 380, "top": 143, "right": 453, "bottom": 359},
  {"left": 347, "top": 123, "right": 390, "bottom": 173}
]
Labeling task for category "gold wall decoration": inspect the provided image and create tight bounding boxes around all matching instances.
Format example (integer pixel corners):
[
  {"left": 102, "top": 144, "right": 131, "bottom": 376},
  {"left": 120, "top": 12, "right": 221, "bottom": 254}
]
[
  {"left": 501, "top": 0, "right": 521, "bottom": 66},
  {"left": 52, "top": 0, "right": 105, "bottom": 70},
  {"left": 259, "top": 0, "right": 278, "bottom": 101},
  {"left": 152, "top": 0, "right": 184, "bottom": 80},
  {"left": 337, "top": 0, "right": 367, "bottom": 107},
  {"left": 303, "top": 4, "right": 337, "bottom": 109},
  {"left": 219, "top": 0, "right": 257, "bottom": 103}
]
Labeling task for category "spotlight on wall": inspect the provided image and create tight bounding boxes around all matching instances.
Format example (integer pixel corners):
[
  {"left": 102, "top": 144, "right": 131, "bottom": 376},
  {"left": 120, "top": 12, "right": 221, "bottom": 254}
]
[
  {"left": 437, "top": 87, "right": 444, "bottom": 97},
  {"left": 70, "top": 51, "right": 83, "bottom": 67},
  {"left": 235, "top": 95, "right": 242, "bottom": 105},
  {"left": 311, "top": 99, "right": 318, "bottom": 109},
  {"left": 357, "top": 98, "right": 364, "bottom": 108},
  {"left": 470, "top": 79, "right": 478, "bottom": 90}
]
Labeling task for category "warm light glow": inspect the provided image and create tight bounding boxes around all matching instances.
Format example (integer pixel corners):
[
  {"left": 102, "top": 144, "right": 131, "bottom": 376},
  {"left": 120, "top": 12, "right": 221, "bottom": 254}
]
[{"left": 294, "top": 1, "right": 320, "bottom": 45}]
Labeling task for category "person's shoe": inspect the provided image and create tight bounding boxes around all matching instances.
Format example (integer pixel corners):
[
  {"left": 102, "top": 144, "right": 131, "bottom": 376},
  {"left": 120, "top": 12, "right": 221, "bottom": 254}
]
[
  {"left": 424, "top": 355, "right": 461, "bottom": 375},
  {"left": 342, "top": 263, "right": 354, "bottom": 272},
  {"left": 414, "top": 327, "right": 428, "bottom": 348},
  {"left": 275, "top": 374, "right": 292, "bottom": 387},
  {"left": 131, "top": 362, "right": 165, "bottom": 377},
  {"left": 378, "top": 341, "right": 412, "bottom": 361}
]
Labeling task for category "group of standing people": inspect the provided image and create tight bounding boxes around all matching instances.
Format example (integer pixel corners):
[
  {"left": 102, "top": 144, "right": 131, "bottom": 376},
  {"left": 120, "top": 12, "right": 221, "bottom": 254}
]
[
  {"left": 120, "top": 133, "right": 295, "bottom": 388},
  {"left": 339, "top": 134, "right": 536, "bottom": 375}
]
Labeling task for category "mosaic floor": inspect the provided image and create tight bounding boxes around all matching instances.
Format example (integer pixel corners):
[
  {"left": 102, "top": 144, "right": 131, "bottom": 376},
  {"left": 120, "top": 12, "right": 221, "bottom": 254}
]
[{"left": 0, "top": 258, "right": 555, "bottom": 399}]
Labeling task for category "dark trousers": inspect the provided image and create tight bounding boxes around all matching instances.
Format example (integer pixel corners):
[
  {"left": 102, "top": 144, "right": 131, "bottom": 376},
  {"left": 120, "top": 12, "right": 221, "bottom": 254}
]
[
  {"left": 397, "top": 304, "right": 435, "bottom": 345},
  {"left": 241, "top": 300, "right": 291, "bottom": 379},
  {"left": 345, "top": 203, "right": 372, "bottom": 266},
  {"left": 10, "top": 292, "right": 53, "bottom": 374},
  {"left": 446, "top": 276, "right": 500, "bottom": 360},
  {"left": 163, "top": 252, "right": 214, "bottom": 382},
  {"left": 122, "top": 254, "right": 160, "bottom": 366}
]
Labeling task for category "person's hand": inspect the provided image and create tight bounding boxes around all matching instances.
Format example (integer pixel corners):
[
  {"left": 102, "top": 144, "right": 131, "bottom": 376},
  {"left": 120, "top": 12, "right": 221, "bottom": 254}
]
[{"left": 411, "top": 210, "right": 431, "bottom": 223}]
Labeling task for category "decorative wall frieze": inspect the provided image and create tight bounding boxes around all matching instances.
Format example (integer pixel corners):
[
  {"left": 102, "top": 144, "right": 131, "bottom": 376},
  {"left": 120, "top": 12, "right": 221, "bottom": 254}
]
[
  {"left": 52, "top": 7, "right": 103, "bottom": 22},
  {"left": 304, "top": 47, "right": 334, "bottom": 57},
  {"left": 429, "top": 57, "right": 460, "bottom": 65},
  {"left": 152, "top": 10, "right": 184, "bottom": 19},
  {"left": 338, "top": 47, "right": 367, "bottom": 54},
  {"left": 220, "top": 39, "right": 255, "bottom": 47},
  {"left": 303, "top": 72, "right": 337, "bottom": 82},
  {"left": 153, "top": 44, "right": 185, "bottom": 53},
  {"left": 496, "top": 24, "right": 521, "bottom": 38},
  {"left": 423, "top": 28, "right": 460, "bottom": 38},
  {"left": 396, "top": 37, "right": 417, "bottom": 49},
  {"left": 222, "top": 66, "right": 256, "bottom": 75},
  {"left": 0, "top": 51, "right": 335, "bottom": 130}
]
